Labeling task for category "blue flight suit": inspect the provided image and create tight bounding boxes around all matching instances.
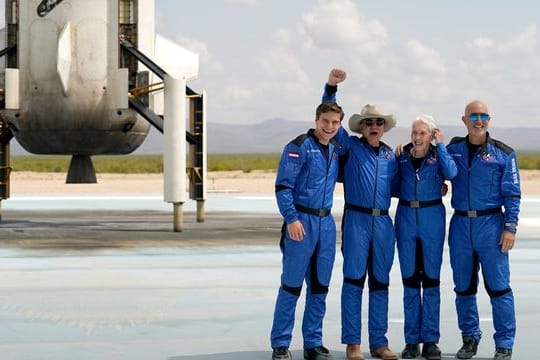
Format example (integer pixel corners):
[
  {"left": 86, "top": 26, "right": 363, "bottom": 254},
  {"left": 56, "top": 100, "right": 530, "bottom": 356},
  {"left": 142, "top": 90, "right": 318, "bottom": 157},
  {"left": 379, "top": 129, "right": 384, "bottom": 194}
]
[
  {"left": 339, "top": 136, "right": 398, "bottom": 348},
  {"left": 271, "top": 129, "right": 341, "bottom": 350},
  {"left": 395, "top": 142, "right": 457, "bottom": 345},
  {"left": 447, "top": 133, "right": 520, "bottom": 350},
  {"left": 323, "top": 84, "right": 398, "bottom": 348}
]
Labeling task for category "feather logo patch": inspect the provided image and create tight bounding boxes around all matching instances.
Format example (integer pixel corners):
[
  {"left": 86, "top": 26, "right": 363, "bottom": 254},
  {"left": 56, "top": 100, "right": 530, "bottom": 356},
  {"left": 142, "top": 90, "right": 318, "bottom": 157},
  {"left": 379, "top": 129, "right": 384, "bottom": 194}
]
[{"left": 482, "top": 152, "right": 494, "bottom": 162}]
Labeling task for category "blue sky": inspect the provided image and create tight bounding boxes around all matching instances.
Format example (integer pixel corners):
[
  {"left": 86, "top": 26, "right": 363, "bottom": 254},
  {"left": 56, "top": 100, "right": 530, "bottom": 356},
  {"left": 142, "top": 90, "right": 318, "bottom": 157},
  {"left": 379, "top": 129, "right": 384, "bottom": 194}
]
[
  {"left": 157, "top": 0, "right": 540, "bottom": 129},
  {"left": 2, "top": 0, "right": 539, "bottom": 129}
]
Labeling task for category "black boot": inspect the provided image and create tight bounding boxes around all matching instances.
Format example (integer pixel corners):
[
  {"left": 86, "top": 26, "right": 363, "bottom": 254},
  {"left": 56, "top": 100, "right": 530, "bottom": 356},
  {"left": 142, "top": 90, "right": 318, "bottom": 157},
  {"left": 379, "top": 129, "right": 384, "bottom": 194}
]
[
  {"left": 457, "top": 336, "right": 479, "bottom": 359},
  {"left": 304, "top": 345, "right": 334, "bottom": 360},
  {"left": 272, "top": 347, "right": 292, "bottom": 360},
  {"left": 493, "top": 348, "right": 512, "bottom": 360},
  {"left": 422, "top": 343, "right": 442, "bottom": 360},
  {"left": 401, "top": 344, "right": 420, "bottom": 358}
]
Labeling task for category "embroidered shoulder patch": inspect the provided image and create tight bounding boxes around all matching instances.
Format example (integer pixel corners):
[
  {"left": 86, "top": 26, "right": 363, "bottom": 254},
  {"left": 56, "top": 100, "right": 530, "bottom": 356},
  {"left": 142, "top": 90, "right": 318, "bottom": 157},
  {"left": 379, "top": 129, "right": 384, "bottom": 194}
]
[{"left": 288, "top": 151, "right": 300, "bottom": 158}]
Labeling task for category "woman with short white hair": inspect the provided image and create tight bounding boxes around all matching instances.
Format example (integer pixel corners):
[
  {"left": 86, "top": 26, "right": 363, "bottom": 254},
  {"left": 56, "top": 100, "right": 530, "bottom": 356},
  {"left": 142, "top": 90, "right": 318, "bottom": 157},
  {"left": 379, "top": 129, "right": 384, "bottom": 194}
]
[{"left": 394, "top": 115, "right": 457, "bottom": 360}]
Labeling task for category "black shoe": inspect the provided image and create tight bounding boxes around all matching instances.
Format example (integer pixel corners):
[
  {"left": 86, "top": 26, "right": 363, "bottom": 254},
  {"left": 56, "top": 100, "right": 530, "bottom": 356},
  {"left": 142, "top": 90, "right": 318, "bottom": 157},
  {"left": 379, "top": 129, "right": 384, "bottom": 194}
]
[
  {"left": 493, "top": 348, "right": 512, "bottom": 360},
  {"left": 422, "top": 343, "right": 441, "bottom": 360},
  {"left": 303, "top": 345, "right": 334, "bottom": 360},
  {"left": 457, "top": 336, "right": 479, "bottom": 359},
  {"left": 401, "top": 344, "right": 420, "bottom": 358},
  {"left": 272, "top": 347, "right": 292, "bottom": 360}
]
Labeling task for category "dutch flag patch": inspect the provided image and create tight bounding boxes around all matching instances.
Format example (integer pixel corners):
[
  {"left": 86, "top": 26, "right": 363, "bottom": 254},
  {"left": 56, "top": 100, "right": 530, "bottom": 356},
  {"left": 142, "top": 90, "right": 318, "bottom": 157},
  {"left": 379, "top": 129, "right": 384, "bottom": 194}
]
[{"left": 288, "top": 151, "right": 300, "bottom": 158}]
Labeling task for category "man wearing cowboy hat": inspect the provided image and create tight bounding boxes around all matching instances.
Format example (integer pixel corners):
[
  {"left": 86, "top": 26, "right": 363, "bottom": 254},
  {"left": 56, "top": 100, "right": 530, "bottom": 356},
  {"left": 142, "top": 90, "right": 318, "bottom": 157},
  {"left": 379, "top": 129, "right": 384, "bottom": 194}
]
[{"left": 322, "top": 69, "right": 399, "bottom": 360}]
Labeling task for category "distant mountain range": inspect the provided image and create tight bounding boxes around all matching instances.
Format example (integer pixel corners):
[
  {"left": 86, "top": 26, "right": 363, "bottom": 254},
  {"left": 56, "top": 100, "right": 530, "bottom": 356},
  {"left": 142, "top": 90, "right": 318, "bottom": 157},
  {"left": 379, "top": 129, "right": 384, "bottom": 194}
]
[
  {"left": 9, "top": 118, "right": 540, "bottom": 155},
  {"left": 202, "top": 118, "right": 540, "bottom": 153}
]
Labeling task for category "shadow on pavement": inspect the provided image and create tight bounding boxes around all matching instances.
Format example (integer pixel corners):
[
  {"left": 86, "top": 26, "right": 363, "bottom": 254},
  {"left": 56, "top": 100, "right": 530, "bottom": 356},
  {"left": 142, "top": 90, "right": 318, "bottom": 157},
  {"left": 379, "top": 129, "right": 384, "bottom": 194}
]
[
  {"left": 169, "top": 350, "right": 343, "bottom": 360},
  {"left": 169, "top": 351, "right": 492, "bottom": 360}
]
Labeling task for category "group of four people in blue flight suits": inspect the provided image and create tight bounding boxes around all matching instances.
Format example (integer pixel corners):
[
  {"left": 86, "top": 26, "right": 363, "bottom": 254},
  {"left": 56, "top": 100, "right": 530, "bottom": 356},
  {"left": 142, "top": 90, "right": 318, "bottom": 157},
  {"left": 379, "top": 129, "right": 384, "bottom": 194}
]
[{"left": 270, "top": 68, "right": 520, "bottom": 360}]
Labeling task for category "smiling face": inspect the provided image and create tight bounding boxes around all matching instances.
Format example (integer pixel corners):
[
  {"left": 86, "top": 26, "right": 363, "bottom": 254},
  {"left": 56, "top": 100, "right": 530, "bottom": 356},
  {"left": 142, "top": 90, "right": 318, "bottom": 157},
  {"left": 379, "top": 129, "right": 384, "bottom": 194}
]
[
  {"left": 462, "top": 100, "right": 490, "bottom": 143},
  {"left": 360, "top": 118, "right": 385, "bottom": 146},
  {"left": 411, "top": 121, "right": 432, "bottom": 156},
  {"left": 314, "top": 111, "right": 342, "bottom": 145},
  {"left": 314, "top": 102, "right": 344, "bottom": 145}
]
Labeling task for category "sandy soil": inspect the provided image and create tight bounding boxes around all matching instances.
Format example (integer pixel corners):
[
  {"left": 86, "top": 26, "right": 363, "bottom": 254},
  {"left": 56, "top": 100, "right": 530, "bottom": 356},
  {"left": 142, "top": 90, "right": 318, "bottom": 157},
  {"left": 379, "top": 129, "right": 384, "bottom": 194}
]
[{"left": 5, "top": 169, "right": 540, "bottom": 195}]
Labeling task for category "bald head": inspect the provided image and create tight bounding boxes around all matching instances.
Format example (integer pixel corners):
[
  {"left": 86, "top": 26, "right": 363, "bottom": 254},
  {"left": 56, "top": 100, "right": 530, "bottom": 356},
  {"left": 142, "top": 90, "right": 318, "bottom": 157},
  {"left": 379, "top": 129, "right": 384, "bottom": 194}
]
[
  {"left": 462, "top": 100, "right": 490, "bottom": 143},
  {"left": 464, "top": 100, "right": 489, "bottom": 117}
]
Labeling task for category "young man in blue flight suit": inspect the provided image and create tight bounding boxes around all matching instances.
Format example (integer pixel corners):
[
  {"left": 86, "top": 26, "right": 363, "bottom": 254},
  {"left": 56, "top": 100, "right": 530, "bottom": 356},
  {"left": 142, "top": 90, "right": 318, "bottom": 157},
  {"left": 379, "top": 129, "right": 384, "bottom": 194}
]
[
  {"left": 323, "top": 69, "right": 400, "bottom": 360},
  {"left": 447, "top": 100, "right": 520, "bottom": 360},
  {"left": 270, "top": 101, "right": 344, "bottom": 360}
]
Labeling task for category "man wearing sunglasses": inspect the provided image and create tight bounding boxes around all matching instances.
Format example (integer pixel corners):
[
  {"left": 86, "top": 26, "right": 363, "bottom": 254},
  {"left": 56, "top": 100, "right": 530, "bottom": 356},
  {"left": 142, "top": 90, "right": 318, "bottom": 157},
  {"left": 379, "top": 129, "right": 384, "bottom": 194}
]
[
  {"left": 323, "top": 69, "right": 399, "bottom": 360},
  {"left": 447, "top": 100, "right": 521, "bottom": 360}
]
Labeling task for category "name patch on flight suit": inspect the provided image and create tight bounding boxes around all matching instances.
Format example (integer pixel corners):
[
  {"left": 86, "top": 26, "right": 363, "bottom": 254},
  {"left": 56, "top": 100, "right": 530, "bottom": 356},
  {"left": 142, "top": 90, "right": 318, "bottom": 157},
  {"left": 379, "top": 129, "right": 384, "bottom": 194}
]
[{"left": 511, "top": 158, "right": 519, "bottom": 185}]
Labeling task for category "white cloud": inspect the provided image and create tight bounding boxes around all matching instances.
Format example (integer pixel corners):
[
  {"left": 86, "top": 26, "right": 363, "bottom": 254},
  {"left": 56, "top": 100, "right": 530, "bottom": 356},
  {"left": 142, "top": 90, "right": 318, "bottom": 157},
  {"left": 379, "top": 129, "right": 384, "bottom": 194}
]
[
  {"left": 297, "top": 0, "right": 388, "bottom": 53},
  {"left": 257, "top": 0, "right": 393, "bottom": 104},
  {"left": 259, "top": 47, "right": 310, "bottom": 84},
  {"left": 465, "top": 37, "right": 495, "bottom": 49},
  {"left": 248, "top": 0, "right": 408, "bottom": 123},
  {"left": 464, "top": 26, "right": 537, "bottom": 56},
  {"left": 223, "top": 87, "right": 253, "bottom": 101},
  {"left": 460, "top": 25, "right": 540, "bottom": 77},
  {"left": 453, "top": 24, "right": 540, "bottom": 124},
  {"left": 180, "top": 2, "right": 539, "bottom": 128},
  {"left": 271, "top": 28, "right": 294, "bottom": 48},
  {"left": 174, "top": 35, "right": 209, "bottom": 59},
  {"left": 224, "top": 0, "right": 260, "bottom": 7},
  {"left": 406, "top": 40, "right": 448, "bottom": 74},
  {"left": 497, "top": 25, "right": 537, "bottom": 54},
  {"left": 173, "top": 34, "right": 224, "bottom": 76}
]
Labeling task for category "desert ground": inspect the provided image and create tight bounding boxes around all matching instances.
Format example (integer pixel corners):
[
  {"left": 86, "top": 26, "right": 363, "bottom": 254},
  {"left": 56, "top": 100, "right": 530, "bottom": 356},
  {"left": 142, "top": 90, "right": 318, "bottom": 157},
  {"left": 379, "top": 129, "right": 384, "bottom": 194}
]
[{"left": 7, "top": 169, "right": 540, "bottom": 195}]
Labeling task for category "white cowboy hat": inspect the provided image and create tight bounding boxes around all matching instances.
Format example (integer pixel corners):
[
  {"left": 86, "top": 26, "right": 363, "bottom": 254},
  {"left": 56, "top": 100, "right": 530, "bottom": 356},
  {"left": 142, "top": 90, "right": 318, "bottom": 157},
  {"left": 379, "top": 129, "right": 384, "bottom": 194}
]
[{"left": 348, "top": 103, "right": 397, "bottom": 133}]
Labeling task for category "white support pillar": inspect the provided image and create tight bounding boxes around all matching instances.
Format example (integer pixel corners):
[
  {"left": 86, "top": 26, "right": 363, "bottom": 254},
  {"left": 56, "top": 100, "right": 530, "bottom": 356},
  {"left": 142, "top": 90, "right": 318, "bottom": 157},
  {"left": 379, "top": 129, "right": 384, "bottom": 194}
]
[
  {"left": 5, "top": 69, "right": 20, "bottom": 110},
  {"left": 163, "top": 75, "right": 186, "bottom": 232}
]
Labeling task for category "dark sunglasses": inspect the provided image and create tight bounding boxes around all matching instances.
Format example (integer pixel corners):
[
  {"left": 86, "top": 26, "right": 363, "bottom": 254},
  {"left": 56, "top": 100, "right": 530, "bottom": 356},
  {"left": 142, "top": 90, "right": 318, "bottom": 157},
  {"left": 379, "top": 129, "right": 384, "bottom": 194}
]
[
  {"left": 468, "top": 113, "right": 490, "bottom": 122},
  {"left": 364, "top": 118, "right": 385, "bottom": 126}
]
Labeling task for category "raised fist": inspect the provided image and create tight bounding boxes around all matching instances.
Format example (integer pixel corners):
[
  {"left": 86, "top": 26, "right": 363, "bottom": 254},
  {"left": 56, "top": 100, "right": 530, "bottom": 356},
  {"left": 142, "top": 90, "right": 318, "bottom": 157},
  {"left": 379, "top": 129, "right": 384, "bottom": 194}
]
[{"left": 328, "top": 68, "right": 347, "bottom": 86}]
